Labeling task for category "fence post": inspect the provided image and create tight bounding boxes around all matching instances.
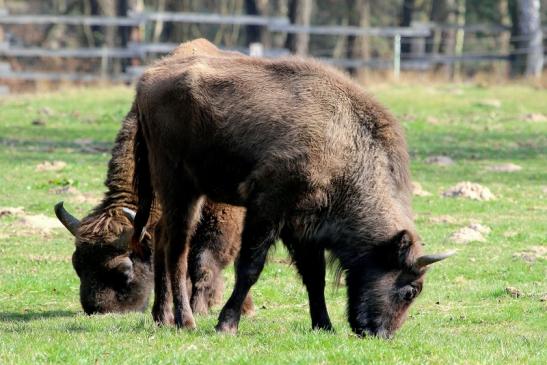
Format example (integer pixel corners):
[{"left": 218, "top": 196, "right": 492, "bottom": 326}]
[
  {"left": 393, "top": 33, "right": 401, "bottom": 80},
  {"left": 0, "top": 6, "right": 9, "bottom": 95},
  {"left": 249, "top": 42, "right": 263, "bottom": 57},
  {"left": 100, "top": 46, "right": 108, "bottom": 80}
]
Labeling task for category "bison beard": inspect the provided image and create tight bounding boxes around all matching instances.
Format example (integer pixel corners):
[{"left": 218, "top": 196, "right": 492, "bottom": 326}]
[{"left": 131, "top": 38, "right": 453, "bottom": 337}]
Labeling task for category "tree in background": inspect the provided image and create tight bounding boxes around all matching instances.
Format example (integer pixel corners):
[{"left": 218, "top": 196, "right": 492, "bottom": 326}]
[
  {"left": 346, "top": 0, "right": 370, "bottom": 77},
  {"left": 1, "top": 0, "right": 545, "bottom": 80},
  {"left": 400, "top": 0, "right": 414, "bottom": 59},
  {"left": 285, "top": 0, "right": 312, "bottom": 55},
  {"left": 509, "top": 0, "right": 544, "bottom": 77}
]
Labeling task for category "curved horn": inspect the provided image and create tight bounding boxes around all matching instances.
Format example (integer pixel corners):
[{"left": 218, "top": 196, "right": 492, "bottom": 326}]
[
  {"left": 121, "top": 207, "right": 148, "bottom": 241},
  {"left": 122, "top": 207, "right": 136, "bottom": 222},
  {"left": 414, "top": 250, "right": 456, "bottom": 268},
  {"left": 54, "top": 201, "right": 80, "bottom": 236}
]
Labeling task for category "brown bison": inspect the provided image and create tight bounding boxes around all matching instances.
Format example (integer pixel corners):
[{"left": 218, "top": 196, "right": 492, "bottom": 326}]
[
  {"left": 54, "top": 110, "right": 253, "bottom": 318},
  {"left": 131, "top": 39, "right": 454, "bottom": 337},
  {"left": 54, "top": 40, "right": 253, "bottom": 318}
]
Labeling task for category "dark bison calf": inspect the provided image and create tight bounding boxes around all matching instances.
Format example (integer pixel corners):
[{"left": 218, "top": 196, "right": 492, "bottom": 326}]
[
  {"left": 55, "top": 108, "right": 253, "bottom": 317},
  {"left": 131, "top": 39, "right": 453, "bottom": 337}
]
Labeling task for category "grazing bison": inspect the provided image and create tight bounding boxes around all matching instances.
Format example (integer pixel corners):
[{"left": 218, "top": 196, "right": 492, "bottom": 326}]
[
  {"left": 131, "top": 39, "right": 453, "bottom": 337},
  {"left": 54, "top": 111, "right": 253, "bottom": 317},
  {"left": 54, "top": 40, "right": 253, "bottom": 317}
]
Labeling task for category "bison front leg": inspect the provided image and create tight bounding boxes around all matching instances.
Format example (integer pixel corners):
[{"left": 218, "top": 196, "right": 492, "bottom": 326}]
[
  {"left": 290, "top": 241, "right": 333, "bottom": 331},
  {"left": 152, "top": 219, "right": 174, "bottom": 325},
  {"left": 215, "top": 211, "right": 278, "bottom": 334}
]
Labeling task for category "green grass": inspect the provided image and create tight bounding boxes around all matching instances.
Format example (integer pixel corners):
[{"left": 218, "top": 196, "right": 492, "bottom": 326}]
[{"left": 0, "top": 84, "right": 546, "bottom": 364}]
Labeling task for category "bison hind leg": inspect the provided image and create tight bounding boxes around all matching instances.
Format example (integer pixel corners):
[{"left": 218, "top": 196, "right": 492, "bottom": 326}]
[{"left": 189, "top": 248, "right": 222, "bottom": 315}]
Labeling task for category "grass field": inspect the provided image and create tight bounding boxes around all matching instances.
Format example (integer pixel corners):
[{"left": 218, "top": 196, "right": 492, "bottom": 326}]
[{"left": 0, "top": 83, "right": 545, "bottom": 364}]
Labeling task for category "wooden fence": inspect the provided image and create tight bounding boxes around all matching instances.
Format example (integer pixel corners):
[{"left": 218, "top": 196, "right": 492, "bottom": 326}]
[{"left": 0, "top": 9, "right": 545, "bottom": 93}]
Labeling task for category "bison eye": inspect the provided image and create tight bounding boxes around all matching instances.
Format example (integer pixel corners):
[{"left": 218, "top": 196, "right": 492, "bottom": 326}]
[{"left": 399, "top": 285, "right": 418, "bottom": 302}]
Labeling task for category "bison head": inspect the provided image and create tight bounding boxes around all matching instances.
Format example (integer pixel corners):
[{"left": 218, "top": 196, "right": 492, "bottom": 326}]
[
  {"left": 345, "top": 230, "right": 454, "bottom": 338},
  {"left": 54, "top": 202, "right": 153, "bottom": 314}
]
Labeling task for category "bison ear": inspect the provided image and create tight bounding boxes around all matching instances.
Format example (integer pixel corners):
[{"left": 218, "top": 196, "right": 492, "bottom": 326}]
[
  {"left": 394, "top": 230, "right": 413, "bottom": 249},
  {"left": 107, "top": 256, "right": 134, "bottom": 282},
  {"left": 392, "top": 230, "right": 414, "bottom": 266}
]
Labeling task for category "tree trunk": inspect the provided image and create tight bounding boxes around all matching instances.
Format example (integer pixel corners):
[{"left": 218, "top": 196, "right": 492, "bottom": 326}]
[
  {"left": 510, "top": 0, "right": 543, "bottom": 77},
  {"left": 426, "top": 0, "right": 447, "bottom": 55},
  {"left": 245, "top": 0, "right": 262, "bottom": 45},
  {"left": 164, "top": 0, "right": 193, "bottom": 43},
  {"left": 400, "top": 0, "right": 415, "bottom": 59},
  {"left": 346, "top": 0, "right": 371, "bottom": 78},
  {"left": 152, "top": 0, "right": 167, "bottom": 43},
  {"left": 452, "top": 0, "right": 466, "bottom": 79},
  {"left": 497, "top": 0, "right": 511, "bottom": 77},
  {"left": 285, "top": 0, "right": 312, "bottom": 56},
  {"left": 438, "top": 0, "right": 457, "bottom": 78}
]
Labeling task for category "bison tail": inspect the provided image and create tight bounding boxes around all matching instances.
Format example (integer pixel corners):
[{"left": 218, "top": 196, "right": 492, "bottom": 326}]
[{"left": 131, "top": 106, "right": 153, "bottom": 256}]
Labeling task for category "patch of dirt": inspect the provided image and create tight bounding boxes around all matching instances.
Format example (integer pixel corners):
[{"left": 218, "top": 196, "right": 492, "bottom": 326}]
[
  {"left": 74, "top": 138, "right": 93, "bottom": 145},
  {"left": 425, "top": 155, "right": 454, "bottom": 166},
  {"left": 0, "top": 206, "right": 24, "bottom": 218},
  {"left": 468, "top": 223, "right": 491, "bottom": 234},
  {"left": 449, "top": 223, "right": 491, "bottom": 244},
  {"left": 542, "top": 186, "right": 547, "bottom": 194},
  {"left": 476, "top": 99, "right": 502, "bottom": 108},
  {"left": 49, "top": 186, "right": 101, "bottom": 205},
  {"left": 513, "top": 246, "right": 547, "bottom": 263},
  {"left": 399, "top": 114, "right": 416, "bottom": 122},
  {"left": 426, "top": 116, "right": 441, "bottom": 125},
  {"left": 429, "top": 215, "right": 458, "bottom": 224},
  {"left": 18, "top": 214, "right": 63, "bottom": 232},
  {"left": 39, "top": 107, "right": 55, "bottom": 116},
  {"left": 521, "top": 113, "right": 547, "bottom": 123},
  {"left": 412, "top": 182, "right": 431, "bottom": 197},
  {"left": 503, "top": 230, "right": 518, "bottom": 238},
  {"left": 505, "top": 287, "right": 522, "bottom": 298},
  {"left": 28, "top": 254, "right": 70, "bottom": 263},
  {"left": 443, "top": 182, "right": 495, "bottom": 201},
  {"left": 36, "top": 160, "right": 67, "bottom": 172},
  {"left": 0, "top": 207, "right": 63, "bottom": 234},
  {"left": 486, "top": 163, "right": 522, "bottom": 172},
  {"left": 74, "top": 139, "right": 110, "bottom": 153}
]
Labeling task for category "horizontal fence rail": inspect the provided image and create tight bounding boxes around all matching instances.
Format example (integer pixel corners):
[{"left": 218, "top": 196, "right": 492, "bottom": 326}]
[{"left": 0, "top": 9, "right": 545, "bottom": 91}]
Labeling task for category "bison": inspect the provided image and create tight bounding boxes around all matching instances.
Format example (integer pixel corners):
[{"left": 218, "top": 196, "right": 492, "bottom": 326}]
[
  {"left": 54, "top": 40, "right": 254, "bottom": 318},
  {"left": 131, "top": 39, "right": 454, "bottom": 337}
]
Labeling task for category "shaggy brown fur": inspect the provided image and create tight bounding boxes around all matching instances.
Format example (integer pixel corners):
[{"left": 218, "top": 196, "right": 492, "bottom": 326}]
[
  {"left": 55, "top": 60, "right": 253, "bottom": 316},
  {"left": 132, "top": 38, "right": 452, "bottom": 337}
]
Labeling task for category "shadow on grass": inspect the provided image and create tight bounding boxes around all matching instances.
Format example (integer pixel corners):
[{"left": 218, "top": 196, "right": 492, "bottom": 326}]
[
  {"left": 0, "top": 310, "right": 77, "bottom": 322},
  {"left": 409, "top": 130, "right": 546, "bottom": 162},
  {"left": 0, "top": 137, "right": 111, "bottom": 154}
]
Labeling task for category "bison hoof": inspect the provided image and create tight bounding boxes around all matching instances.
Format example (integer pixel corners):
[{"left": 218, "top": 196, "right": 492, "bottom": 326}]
[
  {"left": 153, "top": 312, "right": 174, "bottom": 326},
  {"left": 241, "top": 305, "right": 255, "bottom": 318},
  {"left": 313, "top": 323, "right": 335, "bottom": 332},
  {"left": 215, "top": 321, "right": 238, "bottom": 335},
  {"left": 174, "top": 313, "right": 197, "bottom": 330},
  {"left": 241, "top": 297, "right": 255, "bottom": 317},
  {"left": 191, "top": 297, "right": 209, "bottom": 316}
]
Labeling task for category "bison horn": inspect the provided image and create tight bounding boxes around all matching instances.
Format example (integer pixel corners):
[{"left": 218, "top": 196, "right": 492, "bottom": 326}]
[
  {"left": 122, "top": 207, "right": 149, "bottom": 242},
  {"left": 54, "top": 201, "right": 80, "bottom": 237},
  {"left": 122, "top": 207, "right": 136, "bottom": 222},
  {"left": 414, "top": 250, "right": 456, "bottom": 268}
]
